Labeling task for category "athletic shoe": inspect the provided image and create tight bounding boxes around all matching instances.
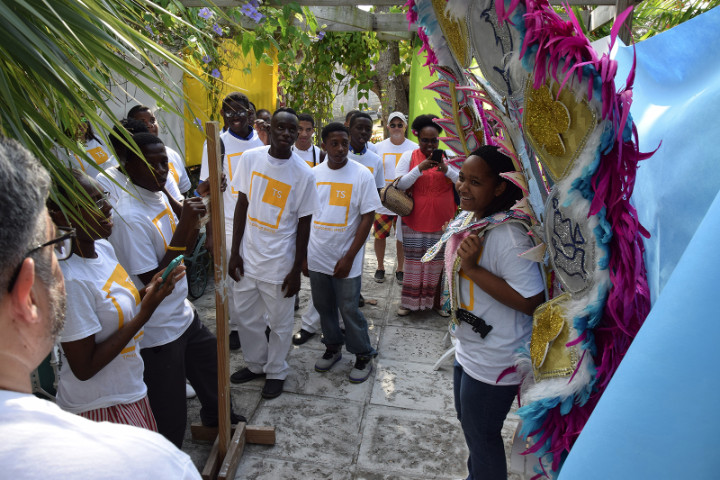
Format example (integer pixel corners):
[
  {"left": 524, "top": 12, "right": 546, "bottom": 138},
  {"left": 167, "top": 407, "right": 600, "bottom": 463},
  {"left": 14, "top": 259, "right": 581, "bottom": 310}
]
[
  {"left": 434, "top": 308, "right": 451, "bottom": 318},
  {"left": 395, "top": 271, "right": 404, "bottom": 285},
  {"left": 315, "top": 348, "right": 342, "bottom": 373},
  {"left": 374, "top": 269, "right": 385, "bottom": 283},
  {"left": 396, "top": 307, "right": 411, "bottom": 316},
  {"left": 348, "top": 356, "right": 374, "bottom": 383}
]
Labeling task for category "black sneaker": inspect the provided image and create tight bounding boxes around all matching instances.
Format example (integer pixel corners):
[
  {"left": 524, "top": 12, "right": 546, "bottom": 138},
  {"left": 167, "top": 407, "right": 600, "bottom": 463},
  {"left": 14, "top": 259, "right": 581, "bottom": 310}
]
[
  {"left": 348, "top": 355, "right": 374, "bottom": 383},
  {"left": 230, "top": 367, "right": 265, "bottom": 384},
  {"left": 292, "top": 329, "right": 316, "bottom": 345},
  {"left": 395, "top": 271, "right": 404, "bottom": 285},
  {"left": 261, "top": 379, "right": 284, "bottom": 399},
  {"left": 374, "top": 269, "right": 385, "bottom": 283},
  {"left": 314, "top": 348, "right": 342, "bottom": 372},
  {"left": 359, "top": 294, "right": 365, "bottom": 308},
  {"left": 229, "top": 331, "right": 240, "bottom": 351}
]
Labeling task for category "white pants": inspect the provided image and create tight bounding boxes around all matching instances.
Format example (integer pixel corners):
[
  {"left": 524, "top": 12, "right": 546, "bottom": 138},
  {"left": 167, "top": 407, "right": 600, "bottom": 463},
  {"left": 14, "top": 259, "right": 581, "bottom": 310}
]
[{"left": 233, "top": 276, "right": 294, "bottom": 380}]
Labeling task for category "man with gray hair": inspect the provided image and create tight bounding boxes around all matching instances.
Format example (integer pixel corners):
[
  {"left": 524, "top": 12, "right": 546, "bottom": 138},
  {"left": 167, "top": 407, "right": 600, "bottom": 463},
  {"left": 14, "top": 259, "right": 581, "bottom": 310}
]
[{"left": 0, "top": 138, "right": 201, "bottom": 479}]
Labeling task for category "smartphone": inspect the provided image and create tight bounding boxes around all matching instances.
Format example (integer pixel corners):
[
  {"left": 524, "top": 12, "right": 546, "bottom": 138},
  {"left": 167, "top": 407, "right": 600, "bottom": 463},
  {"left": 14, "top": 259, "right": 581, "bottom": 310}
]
[
  {"left": 430, "top": 149, "right": 444, "bottom": 164},
  {"left": 161, "top": 255, "right": 184, "bottom": 283}
]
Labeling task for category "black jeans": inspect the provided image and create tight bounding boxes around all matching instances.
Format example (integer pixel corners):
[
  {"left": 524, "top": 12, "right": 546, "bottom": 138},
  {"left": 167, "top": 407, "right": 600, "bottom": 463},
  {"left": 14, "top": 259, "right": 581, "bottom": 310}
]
[
  {"left": 141, "top": 310, "right": 221, "bottom": 448},
  {"left": 454, "top": 362, "right": 517, "bottom": 480}
]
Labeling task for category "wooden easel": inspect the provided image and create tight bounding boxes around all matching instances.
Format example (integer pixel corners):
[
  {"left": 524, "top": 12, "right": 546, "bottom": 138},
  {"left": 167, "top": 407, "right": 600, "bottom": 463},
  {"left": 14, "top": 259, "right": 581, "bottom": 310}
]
[{"left": 195, "top": 122, "right": 276, "bottom": 480}]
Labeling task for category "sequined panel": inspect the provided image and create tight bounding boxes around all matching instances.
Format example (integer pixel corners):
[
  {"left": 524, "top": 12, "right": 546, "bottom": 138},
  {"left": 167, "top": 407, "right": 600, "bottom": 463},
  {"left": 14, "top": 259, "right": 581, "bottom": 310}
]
[
  {"left": 531, "top": 293, "right": 579, "bottom": 381},
  {"left": 523, "top": 77, "right": 598, "bottom": 182},
  {"left": 544, "top": 192, "right": 595, "bottom": 295},
  {"left": 432, "top": 0, "right": 471, "bottom": 68}
]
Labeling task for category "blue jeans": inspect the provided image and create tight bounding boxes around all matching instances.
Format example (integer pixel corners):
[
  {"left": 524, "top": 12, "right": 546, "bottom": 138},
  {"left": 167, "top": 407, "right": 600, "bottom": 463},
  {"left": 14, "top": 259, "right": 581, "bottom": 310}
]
[
  {"left": 454, "top": 362, "right": 517, "bottom": 480},
  {"left": 309, "top": 271, "right": 376, "bottom": 357}
]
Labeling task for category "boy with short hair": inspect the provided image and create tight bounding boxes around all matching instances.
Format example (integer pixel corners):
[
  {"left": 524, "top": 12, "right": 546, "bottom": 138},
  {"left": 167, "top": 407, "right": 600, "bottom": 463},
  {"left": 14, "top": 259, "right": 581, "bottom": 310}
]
[
  {"left": 109, "top": 132, "right": 243, "bottom": 447},
  {"left": 347, "top": 112, "right": 384, "bottom": 191},
  {"left": 228, "top": 108, "right": 319, "bottom": 399},
  {"left": 309, "top": 122, "right": 381, "bottom": 383}
]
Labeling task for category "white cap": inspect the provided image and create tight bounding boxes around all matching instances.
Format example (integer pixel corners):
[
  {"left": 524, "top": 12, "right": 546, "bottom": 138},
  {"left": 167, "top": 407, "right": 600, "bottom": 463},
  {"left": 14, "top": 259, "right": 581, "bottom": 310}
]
[{"left": 387, "top": 112, "right": 407, "bottom": 124}]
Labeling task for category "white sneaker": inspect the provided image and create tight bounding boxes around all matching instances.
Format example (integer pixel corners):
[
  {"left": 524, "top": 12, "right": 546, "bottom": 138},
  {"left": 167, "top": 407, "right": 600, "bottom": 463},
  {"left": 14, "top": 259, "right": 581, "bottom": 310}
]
[
  {"left": 185, "top": 383, "right": 197, "bottom": 399},
  {"left": 348, "top": 356, "right": 374, "bottom": 383},
  {"left": 315, "top": 349, "right": 342, "bottom": 373}
]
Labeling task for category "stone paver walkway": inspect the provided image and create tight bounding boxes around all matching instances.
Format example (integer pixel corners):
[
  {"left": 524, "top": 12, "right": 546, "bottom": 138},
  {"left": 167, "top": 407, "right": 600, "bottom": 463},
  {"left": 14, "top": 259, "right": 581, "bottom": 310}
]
[{"left": 182, "top": 239, "right": 524, "bottom": 479}]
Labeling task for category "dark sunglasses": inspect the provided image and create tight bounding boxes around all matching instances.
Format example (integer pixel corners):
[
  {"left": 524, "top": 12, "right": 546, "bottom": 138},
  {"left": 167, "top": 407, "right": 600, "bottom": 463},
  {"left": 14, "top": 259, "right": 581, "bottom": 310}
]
[
  {"left": 388, "top": 123, "right": 404, "bottom": 128},
  {"left": 223, "top": 110, "right": 247, "bottom": 119}
]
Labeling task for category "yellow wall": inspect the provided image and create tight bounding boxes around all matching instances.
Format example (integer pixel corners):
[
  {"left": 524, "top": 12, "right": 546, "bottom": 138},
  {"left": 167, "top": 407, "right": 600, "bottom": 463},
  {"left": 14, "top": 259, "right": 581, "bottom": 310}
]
[{"left": 183, "top": 42, "right": 278, "bottom": 166}]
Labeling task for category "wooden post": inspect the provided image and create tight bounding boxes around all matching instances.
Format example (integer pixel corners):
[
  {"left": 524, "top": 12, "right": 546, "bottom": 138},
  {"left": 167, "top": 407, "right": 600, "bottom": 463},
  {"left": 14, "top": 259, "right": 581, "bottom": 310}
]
[{"left": 205, "top": 121, "right": 231, "bottom": 455}]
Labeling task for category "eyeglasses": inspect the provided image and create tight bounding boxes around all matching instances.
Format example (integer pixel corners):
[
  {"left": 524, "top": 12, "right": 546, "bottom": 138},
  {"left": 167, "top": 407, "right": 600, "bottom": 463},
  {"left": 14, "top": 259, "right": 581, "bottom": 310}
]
[
  {"left": 419, "top": 137, "right": 439, "bottom": 144},
  {"left": 6, "top": 227, "right": 76, "bottom": 292},
  {"left": 95, "top": 192, "right": 110, "bottom": 208},
  {"left": 223, "top": 110, "right": 247, "bottom": 119},
  {"left": 388, "top": 123, "right": 404, "bottom": 128}
]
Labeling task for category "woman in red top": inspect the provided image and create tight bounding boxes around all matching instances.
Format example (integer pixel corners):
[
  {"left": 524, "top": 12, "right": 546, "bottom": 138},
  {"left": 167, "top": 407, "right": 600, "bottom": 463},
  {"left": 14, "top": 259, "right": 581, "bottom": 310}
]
[{"left": 395, "top": 115, "right": 459, "bottom": 316}]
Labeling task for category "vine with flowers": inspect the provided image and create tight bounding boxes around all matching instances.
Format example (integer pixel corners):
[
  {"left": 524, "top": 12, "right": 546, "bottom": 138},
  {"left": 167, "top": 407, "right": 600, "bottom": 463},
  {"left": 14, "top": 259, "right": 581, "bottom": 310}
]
[{"left": 135, "top": 1, "right": 398, "bottom": 129}]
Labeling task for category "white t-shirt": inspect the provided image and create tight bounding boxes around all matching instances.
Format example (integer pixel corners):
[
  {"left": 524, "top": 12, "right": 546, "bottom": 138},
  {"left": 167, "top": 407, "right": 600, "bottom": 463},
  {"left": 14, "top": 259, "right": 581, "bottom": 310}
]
[
  {"left": 293, "top": 144, "right": 323, "bottom": 168},
  {"left": 232, "top": 146, "right": 320, "bottom": 284},
  {"left": 109, "top": 187, "right": 193, "bottom": 348},
  {"left": 308, "top": 160, "right": 382, "bottom": 278},
  {"left": 373, "top": 138, "right": 418, "bottom": 215},
  {"left": 454, "top": 222, "right": 544, "bottom": 385},
  {"left": 97, "top": 166, "right": 183, "bottom": 207},
  {"left": 61, "top": 138, "right": 119, "bottom": 178},
  {"left": 56, "top": 240, "right": 146, "bottom": 414},
  {"left": 200, "top": 128, "right": 265, "bottom": 229},
  {"left": 0, "top": 390, "right": 201, "bottom": 479},
  {"left": 167, "top": 146, "right": 191, "bottom": 194},
  {"left": 367, "top": 141, "right": 377, "bottom": 154},
  {"left": 348, "top": 149, "right": 384, "bottom": 189}
]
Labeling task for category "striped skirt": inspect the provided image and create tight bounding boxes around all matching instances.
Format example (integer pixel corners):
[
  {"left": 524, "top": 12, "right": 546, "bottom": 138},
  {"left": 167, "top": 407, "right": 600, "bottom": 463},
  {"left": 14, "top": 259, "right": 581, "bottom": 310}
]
[
  {"left": 400, "top": 225, "right": 445, "bottom": 311},
  {"left": 79, "top": 395, "right": 158, "bottom": 431}
]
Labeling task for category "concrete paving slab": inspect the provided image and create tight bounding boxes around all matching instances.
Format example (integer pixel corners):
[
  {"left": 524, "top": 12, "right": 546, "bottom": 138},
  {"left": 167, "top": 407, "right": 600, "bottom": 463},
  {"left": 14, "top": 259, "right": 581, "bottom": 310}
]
[
  {"left": 379, "top": 326, "right": 451, "bottom": 365},
  {"left": 242, "top": 393, "right": 366, "bottom": 466},
  {"left": 235, "top": 455, "right": 354, "bottom": 480},
  {"left": 370, "top": 359, "right": 456, "bottom": 413},
  {"left": 356, "top": 406, "right": 468, "bottom": 478}
]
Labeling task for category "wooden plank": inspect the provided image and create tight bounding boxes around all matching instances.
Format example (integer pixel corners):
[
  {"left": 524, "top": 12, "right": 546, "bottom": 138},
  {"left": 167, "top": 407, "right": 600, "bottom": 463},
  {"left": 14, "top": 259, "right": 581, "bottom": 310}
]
[
  {"left": 308, "top": 6, "right": 372, "bottom": 31},
  {"left": 217, "top": 424, "right": 247, "bottom": 480},
  {"left": 200, "top": 436, "right": 222, "bottom": 480},
  {"left": 191, "top": 423, "right": 277, "bottom": 445},
  {"left": 204, "top": 121, "right": 232, "bottom": 457},
  {"left": 590, "top": 5, "right": 616, "bottom": 30},
  {"left": 182, "top": 0, "right": 403, "bottom": 6}
]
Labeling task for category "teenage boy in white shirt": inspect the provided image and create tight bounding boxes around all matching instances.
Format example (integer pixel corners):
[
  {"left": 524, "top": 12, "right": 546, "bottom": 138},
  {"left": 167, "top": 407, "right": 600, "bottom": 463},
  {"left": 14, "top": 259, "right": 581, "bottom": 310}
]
[
  {"left": 200, "top": 92, "right": 265, "bottom": 350},
  {"left": 109, "top": 132, "right": 243, "bottom": 447},
  {"left": 228, "top": 108, "right": 320, "bottom": 399},
  {"left": 308, "top": 123, "right": 382, "bottom": 383},
  {"left": 372, "top": 112, "right": 418, "bottom": 285}
]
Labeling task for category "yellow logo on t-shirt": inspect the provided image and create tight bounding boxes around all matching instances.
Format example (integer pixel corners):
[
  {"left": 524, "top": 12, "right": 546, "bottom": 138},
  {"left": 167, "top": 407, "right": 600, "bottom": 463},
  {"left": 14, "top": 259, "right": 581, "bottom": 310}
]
[
  {"left": 315, "top": 182, "right": 352, "bottom": 227},
  {"left": 459, "top": 269, "right": 475, "bottom": 311},
  {"left": 383, "top": 153, "right": 402, "bottom": 182},
  {"left": 169, "top": 163, "right": 180, "bottom": 184},
  {"left": 101, "top": 264, "right": 142, "bottom": 354},
  {"left": 87, "top": 146, "right": 110, "bottom": 165},
  {"left": 152, "top": 202, "right": 177, "bottom": 250},
  {"left": 227, "top": 152, "right": 244, "bottom": 195},
  {"left": 248, "top": 172, "right": 292, "bottom": 229}
]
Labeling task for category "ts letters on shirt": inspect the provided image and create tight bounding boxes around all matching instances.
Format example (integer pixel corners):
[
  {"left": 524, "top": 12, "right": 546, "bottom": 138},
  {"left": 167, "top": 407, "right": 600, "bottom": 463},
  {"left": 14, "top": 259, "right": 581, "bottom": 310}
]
[
  {"left": 109, "top": 187, "right": 193, "bottom": 348},
  {"left": 232, "top": 147, "right": 320, "bottom": 284},
  {"left": 348, "top": 150, "right": 385, "bottom": 190},
  {"left": 56, "top": 240, "right": 147, "bottom": 414},
  {"left": 308, "top": 160, "right": 382, "bottom": 278}
]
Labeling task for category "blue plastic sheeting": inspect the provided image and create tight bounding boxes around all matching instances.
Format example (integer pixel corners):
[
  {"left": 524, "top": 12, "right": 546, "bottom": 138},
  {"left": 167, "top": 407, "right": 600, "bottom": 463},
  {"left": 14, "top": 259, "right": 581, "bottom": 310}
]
[{"left": 559, "top": 8, "right": 720, "bottom": 479}]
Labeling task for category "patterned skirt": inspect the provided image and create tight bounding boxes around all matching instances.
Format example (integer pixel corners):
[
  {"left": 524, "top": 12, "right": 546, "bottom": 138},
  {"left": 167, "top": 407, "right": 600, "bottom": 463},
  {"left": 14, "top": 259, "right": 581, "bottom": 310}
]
[
  {"left": 79, "top": 395, "right": 158, "bottom": 431},
  {"left": 400, "top": 225, "right": 445, "bottom": 311}
]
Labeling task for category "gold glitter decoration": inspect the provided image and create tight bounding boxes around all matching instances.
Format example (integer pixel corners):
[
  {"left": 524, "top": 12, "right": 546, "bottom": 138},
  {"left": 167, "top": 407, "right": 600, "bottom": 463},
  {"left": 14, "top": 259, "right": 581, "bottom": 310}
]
[
  {"left": 526, "top": 83, "right": 570, "bottom": 156},
  {"left": 523, "top": 77, "right": 598, "bottom": 182},
  {"left": 530, "top": 293, "right": 579, "bottom": 381},
  {"left": 432, "top": 0, "right": 471, "bottom": 67}
]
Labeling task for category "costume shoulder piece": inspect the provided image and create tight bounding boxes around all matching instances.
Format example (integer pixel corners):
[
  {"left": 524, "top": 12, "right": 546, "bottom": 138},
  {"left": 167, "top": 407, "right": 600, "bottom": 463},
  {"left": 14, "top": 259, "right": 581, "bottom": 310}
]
[{"left": 409, "top": 0, "right": 654, "bottom": 476}]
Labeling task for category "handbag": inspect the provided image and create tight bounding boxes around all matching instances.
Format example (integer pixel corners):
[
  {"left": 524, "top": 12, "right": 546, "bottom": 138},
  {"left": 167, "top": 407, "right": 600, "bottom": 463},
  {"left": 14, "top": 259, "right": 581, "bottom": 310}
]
[{"left": 380, "top": 178, "right": 413, "bottom": 216}]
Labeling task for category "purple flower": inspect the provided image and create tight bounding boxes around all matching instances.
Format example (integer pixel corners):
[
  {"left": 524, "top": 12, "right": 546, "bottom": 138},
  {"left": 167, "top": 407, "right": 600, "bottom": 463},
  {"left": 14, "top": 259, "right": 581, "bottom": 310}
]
[
  {"left": 212, "top": 24, "right": 223, "bottom": 36},
  {"left": 250, "top": 11, "right": 264, "bottom": 23},
  {"left": 194, "top": 117, "right": 204, "bottom": 130},
  {"left": 211, "top": 69, "right": 221, "bottom": 78},
  {"left": 202, "top": 55, "right": 212, "bottom": 64},
  {"left": 240, "top": 3, "right": 264, "bottom": 23},
  {"left": 316, "top": 30, "right": 325, "bottom": 41},
  {"left": 198, "top": 7, "right": 212, "bottom": 20}
]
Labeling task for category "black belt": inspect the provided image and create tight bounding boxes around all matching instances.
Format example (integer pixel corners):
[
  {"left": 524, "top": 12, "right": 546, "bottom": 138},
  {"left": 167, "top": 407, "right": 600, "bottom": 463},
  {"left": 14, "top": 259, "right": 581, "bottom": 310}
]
[{"left": 455, "top": 308, "right": 493, "bottom": 338}]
